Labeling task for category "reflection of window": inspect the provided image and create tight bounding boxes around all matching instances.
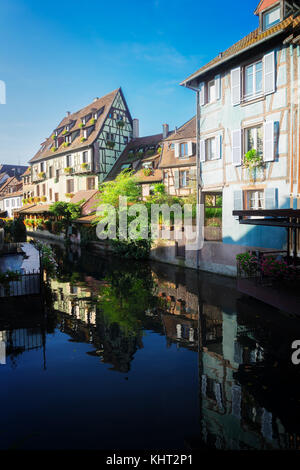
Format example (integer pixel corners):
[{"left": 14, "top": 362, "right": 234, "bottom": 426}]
[
  {"left": 244, "top": 61, "right": 263, "bottom": 99},
  {"left": 206, "top": 137, "right": 216, "bottom": 161},
  {"left": 244, "top": 125, "right": 263, "bottom": 155},
  {"left": 247, "top": 190, "right": 264, "bottom": 210},
  {"left": 263, "top": 6, "right": 280, "bottom": 31}
]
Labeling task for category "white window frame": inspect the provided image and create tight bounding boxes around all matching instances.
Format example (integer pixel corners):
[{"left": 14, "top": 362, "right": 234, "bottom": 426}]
[
  {"left": 179, "top": 170, "right": 188, "bottom": 188},
  {"left": 207, "top": 79, "right": 216, "bottom": 103},
  {"left": 243, "top": 59, "right": 263, "bottom": 100},
  {"left": 244, "top": 124, "right": 263, "bottom": 156},
  {"left": 206, "top": 137, "right": 217, "bottom": 161},
  {"left": 180, "top": 142, "right": 188, "bottom": 158},
  {"left": 246, "top": 190, "right": 265, "bottom": 210},
  {"left": 263, "top": 5, "right": 281, "bottom": 31}
]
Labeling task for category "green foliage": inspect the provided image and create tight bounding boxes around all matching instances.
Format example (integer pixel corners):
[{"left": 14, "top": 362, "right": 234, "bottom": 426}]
[
  {"left": 110, "top": 238, "right": 152, "bottom": 260},
  {"left": 2, "top": 218, "right": 26, "bottom": 242},
  {"left": 96, "top": 170, "right": 141, "bottom": 208},
  {"left": 205, "top": 207, "right": 222, "bottom": 219},
  {"left": 236, "top": 252, "right": 258, "bottom": 277},
  {"left": 97, "top": 268, "right": 157, "bottom": 334},
  {"left": 33, "top": 241, "right": 57, "bottom": 278},
  {"left": 243, "top": 149, "right": 263, "bottom": 169},
  {"left": 49, "top": 201, "right": 83, "bottom": 221},
  {"left": 79, "top": 224, "right": 97, "bottom": 246}
]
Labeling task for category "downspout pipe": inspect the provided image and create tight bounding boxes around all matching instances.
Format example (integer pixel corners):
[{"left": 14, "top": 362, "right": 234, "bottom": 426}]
[{"left": 184, "top": 83, "right": 202, "bottom": 270}]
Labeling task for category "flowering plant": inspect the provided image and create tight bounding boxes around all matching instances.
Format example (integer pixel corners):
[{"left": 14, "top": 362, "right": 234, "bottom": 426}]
[{"left": 236, "top": 251, "right": 258, "bottom": 277}]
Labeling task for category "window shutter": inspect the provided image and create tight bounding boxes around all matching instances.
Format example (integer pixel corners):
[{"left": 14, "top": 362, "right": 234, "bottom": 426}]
[
  {"left": 187, "top": 141, "right": 193, "bottom": 157},
  {"left": 265, "top": 188, "right": 278, "bottom": 209},
  {"left": 231, "top": 67, "right": 241, "bottom": 106},
  {"left": 231, "top": 129, "right": 242, "bottom": 166},
  {"left": 233, "top": 190, "right": 243, "bottom": 211},
  {"left": 216, "top": 135, "right": 222, "bottom": 159},
  {"left": 174, "top": 143, "right": 179, "bottom": 158},
  {"left": 174, "top": 170, "right": 180, "bottom": 189},
  {"left": 215, "top": 74, "right": 221, "bottom": 100},
  {"left": 200, "top": 82, "right": 205, "bottom": 106},
  {"left": 264, "top": 51, "right": 275, "bottom": 95},
  {"left": 263, "top": 121, "right": 275, "bottom": 162},
  {"left": 200, "top": 139, "right": 206, "bottom": 162}
]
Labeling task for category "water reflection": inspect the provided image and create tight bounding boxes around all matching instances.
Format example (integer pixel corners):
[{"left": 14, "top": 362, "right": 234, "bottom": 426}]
[{"left": 1, "top": 243, "right": 300, "bottom": 450}]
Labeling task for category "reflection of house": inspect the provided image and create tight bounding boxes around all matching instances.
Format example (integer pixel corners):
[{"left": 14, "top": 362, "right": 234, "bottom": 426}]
[{"left": 181, "top": 1, "right": 300, "bottom": 273}]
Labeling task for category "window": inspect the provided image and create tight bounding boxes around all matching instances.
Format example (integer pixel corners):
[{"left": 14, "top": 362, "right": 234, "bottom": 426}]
[
  {"left": 87, "top": 177, "right": 95, "bottom": 190},
  {"left": 82, "top": 151, "right": 88, "bottom": 163},
  {"left": 49, "top": 166, "right": 53, "bottom": 178},
  {"left": 263, "top": 6, "right": 280, "bottom": 31},
  {"left": 55, "top": 169, "right": 60, "bottom": 181},
  {"left": 123, "top": 136, "right": 128, "bottom": 144},
  {"left": 247, "top": 190, "right": 264, "bottom": 210},
  {"left": 12, "top": 199, "right": 15, "bottom": 208},
  {"left": 36, "top": 185, "right": 40, "bottom": 197},
  {"left": 83, "top": 129, "right": 87, "bottom": 139},
  {"left": 6, "top": 200, "right": 9, "bottom": 207},
  {"left": 179, "top": 170, "right": 188, "bottom": 188},
  {"left": 206, "top": 137, "right": 216, "bottom": 161},
  {"left": 42, "top": 184, "right": 46, "bottom": 196},
  {"left": 66, "top": 155, "right": 72, "bottom": 167},
  {"left": 106, "top": 132, "right": 114, "bottom": 141},
  {"left": 244, "top": 125, "right": 263, "bottom": 156},
  {"left": 40, "top": 162, "right": 45, "bottom": 172},
  {"left": 208, "top": 79, "right": 216, "bottom": 103},
  {"left": 55, "top": 193, "right": 59, "bottom": 202},
  {"left": 180, "top": 143, "right": 188, "bottom": 158},
  {"left": 49, "top": 188, "right": 52, "bottom": 201},
  {"left": 244, "top": 60, "right": 263, "bottom": 99},
  {"left": 66, "top": 179, "right": 74, "bottom": 193}
]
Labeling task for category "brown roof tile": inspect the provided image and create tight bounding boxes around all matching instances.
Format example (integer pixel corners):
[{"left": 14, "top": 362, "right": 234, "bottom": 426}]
[
  {"left": 181, "top": 15, "right": 296, "bottom": 85},
  {"left": 135, "top": 168, "right": 163, "bottom": 183},
  {"left": 29, "top": 89, "right": 120, "bottom": 164},
  {"left": 164, "top": 116, "right": 196, "bottom": 142}
]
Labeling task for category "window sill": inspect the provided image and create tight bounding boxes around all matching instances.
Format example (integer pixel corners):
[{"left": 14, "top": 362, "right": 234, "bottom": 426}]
[{"left": 241, "top": 94, "right": 265, "bottom": 106}]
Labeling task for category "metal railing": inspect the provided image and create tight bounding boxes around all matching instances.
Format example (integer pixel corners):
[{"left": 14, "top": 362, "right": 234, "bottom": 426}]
[{"left": 0, "top": 269, "right": 41, "bottom": 298}]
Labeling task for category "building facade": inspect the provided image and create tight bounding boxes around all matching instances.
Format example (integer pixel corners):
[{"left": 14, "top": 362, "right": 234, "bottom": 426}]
[
  {"left": 28, "top": 88, "right": 134, "bottom": 204},
  {"left": 179, "top": 0, "right": 300, "bottom": 272}
]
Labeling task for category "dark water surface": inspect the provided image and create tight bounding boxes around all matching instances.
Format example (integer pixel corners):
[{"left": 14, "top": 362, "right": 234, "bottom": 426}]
[{"left": 1, "top": 244, "right": 300, "bottom": 450}]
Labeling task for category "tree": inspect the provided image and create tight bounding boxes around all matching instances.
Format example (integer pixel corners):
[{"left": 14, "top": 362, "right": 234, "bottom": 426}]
[
  {"left": 95, "top": 170, "right": 141, "bottom": 208},
  {"left": 49, "top": 200, "right": 84, "bottom": 238}
]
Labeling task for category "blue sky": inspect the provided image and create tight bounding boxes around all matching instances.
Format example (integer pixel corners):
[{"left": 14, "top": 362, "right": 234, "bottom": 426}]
[{"left": 0, "top": 0, "right": 259, "bottom": 165}]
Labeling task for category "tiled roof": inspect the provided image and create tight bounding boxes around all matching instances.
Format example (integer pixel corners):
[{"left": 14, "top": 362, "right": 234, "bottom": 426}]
[
  {"left": 21, "top": 167, "right": 31, "bottom": 177},
  {"left": 164, "top": 117, "right": 196, "bottom": 142},
  {"left": 74, "top": 214, "right": 97, "bottom": 224},
  {"left": 105, "top": 133, "right": 165, "bottom": 181},
  {"left": 18, "top": 204, "right": 51, "bottom": 214},
  {"left": 1, "top": 190, "right": 23, "bottom": 199},
  {"left": 0, "top": 176, "right": 20, "bottom": 194},
  {"left": 135, "top": 168, "right": 163, "bottom": 183},
  {"left": 255, "top": 0, "right": 278, "bottom": 15},
  {"left": 29, "top": 88, "right": 120, "bottom": 164},
  {"left": 70, "top": 190, "right": 98, "bottom": 205},
  {"left": 181, "top": 15, "right": 297, "bottom": 85}
]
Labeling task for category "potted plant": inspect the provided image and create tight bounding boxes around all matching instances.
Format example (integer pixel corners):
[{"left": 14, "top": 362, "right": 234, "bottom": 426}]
[
  {"left": 62, "top": 142, "right": 70, "bottom": 148},
  {"left": 34, "top": 197, "right": 40, "bottom": 203},
  {"left": 38, "top": 171, "right": 46, "bottom": 179},
  {"left": 51, "top": 147, "right": 57, "bottom": 152},
  {"left": 90, "top": 118, "right": 96, "bottom": 125},
  {"left": 106, "top": 140, "right": 115, "bottom": 149},
  {"left": 117, "top": 120, "right": 125, "bottom": 128},
  {"left": 79, "top": 123, "right": 85, "bottom": 128},
  {"left": 65, "top": 193, "right": 74, "bottom": 199},
  {"left": 51, "top": 134, "right": 56, "bottom": 140},
  {"left": 64, "top": 167, "right": 73, "bottom": 174},
  {"left": 243, "top": 149, "right": 264, "bottom": 182},
  {"left": 143, "top": 168, "right": 152, "bottom": 177},
  {"left": 81, "top": 162, "right": 89, "bottom": 170},
  {"left": 80, "top": 137, "right": 87, "bottom": 143},
  {"left": 236, "top": 251, "right": 258, "bottom": 277},
  {"left": 41, "top": 196, "right": 47, "bottom": 202},
  {"left": 62, "top": 129, "right": 68, "bottom": 135}
]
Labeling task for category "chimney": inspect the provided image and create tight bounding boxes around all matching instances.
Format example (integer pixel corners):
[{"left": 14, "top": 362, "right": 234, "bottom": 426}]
[
  {"left": 162, "top": 123, "right": 169, "bottom": 139},
  {"left": 94, "top": 97, "right": 99, "bottom": 102},
  {"left": 133, "top": 118, "right": 139, "bottom": 139},
  {"left": 66, "top": 111, "right": 71, "bottom": 116}
]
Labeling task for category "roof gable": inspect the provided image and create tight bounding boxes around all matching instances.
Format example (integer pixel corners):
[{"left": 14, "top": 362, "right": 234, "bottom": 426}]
[
  {"left": 29, "top": 88, "right": 121, "bottom": 164},
  {"left": 255, "top": 0, "right": 280, "bottom": 15}
]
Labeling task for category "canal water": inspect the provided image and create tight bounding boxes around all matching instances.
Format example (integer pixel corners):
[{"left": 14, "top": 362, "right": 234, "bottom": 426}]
[{"left": 0, "top": 243, "right": 300, "bottom": 450}]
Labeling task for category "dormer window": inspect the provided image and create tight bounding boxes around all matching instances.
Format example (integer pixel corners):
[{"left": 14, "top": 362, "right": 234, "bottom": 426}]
[
  {"left": 262, "top": 5, "right": 281, "bottom": 31},
  {"left": 83, "top": 129, "right": 87, "bottom": 139},
  {"left": 82, "top": 117, "right": 86, "bottom": 125},
  {"left": 94, "top": 113, "right": 98, "bottom": 120}
]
